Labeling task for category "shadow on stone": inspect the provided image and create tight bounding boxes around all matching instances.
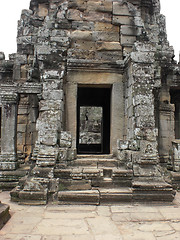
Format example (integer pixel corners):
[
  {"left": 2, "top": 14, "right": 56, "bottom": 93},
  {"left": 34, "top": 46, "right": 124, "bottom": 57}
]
[{"left": 0, "top": 201, "right": 11, "bottom": 230}]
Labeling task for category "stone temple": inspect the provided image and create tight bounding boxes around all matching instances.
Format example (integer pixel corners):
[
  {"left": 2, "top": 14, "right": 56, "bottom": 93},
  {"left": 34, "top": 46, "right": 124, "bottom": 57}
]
[{"left": 0, "top": 0, "right": 180, "bottom": 204}]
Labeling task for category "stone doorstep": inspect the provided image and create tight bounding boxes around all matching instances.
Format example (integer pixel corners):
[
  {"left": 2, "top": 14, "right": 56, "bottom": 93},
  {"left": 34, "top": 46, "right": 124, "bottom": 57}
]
[
  {"left": 77, "top": 154, "right": 113, "bottom": 159},
  {"left": 0, "top": 203, "right": 11, "bottom": 230}
]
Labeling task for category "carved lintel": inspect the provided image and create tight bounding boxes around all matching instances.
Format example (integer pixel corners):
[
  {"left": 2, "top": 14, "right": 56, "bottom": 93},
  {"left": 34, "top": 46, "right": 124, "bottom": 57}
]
[{"left": 1, "top": 93, "right": 18, "bottom": 104}]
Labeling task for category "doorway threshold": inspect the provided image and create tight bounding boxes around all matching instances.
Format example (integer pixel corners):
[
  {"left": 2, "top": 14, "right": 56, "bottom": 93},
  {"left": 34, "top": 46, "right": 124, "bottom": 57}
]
[{"left": 77, "top": 154, "right": 113, "bottom": 159}]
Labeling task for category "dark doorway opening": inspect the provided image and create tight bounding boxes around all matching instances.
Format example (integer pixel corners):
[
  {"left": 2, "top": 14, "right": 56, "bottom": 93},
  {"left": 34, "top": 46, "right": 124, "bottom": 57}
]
[
  {"left": 170, "top": 89, "right": 180, "bottom": 139},
  {"left": 77, "top": 87, "right": 111, "bottom": 154},
  {"left": 0, "top": 108, "right": 1, "bottom": 140}
]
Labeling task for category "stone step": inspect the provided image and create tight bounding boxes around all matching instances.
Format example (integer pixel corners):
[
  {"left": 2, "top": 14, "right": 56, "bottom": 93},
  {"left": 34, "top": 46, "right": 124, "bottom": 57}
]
[
  {"left": 59, "top": 179, "right": 92, "bottom": 191},
  {"left": 0, "top": 165, "right": 30, "bottom": 190},
  {"left": 72, "top": 159, "right": 119, "bottom": 167},
  {"left": 92, "top": 178, "right": 132, "bottom": 188},
  {"left": 58, "top": 190, "right": 100, "bottom": 205},
  {"left": 54, "top": 167, "right": 132, "bottom": 180},
  {"left": 77, "top": 154, "right": 113, "bottom": 159},
  {"left": 132, "top": 180, "right": 176, "bottom": 202},
  {"left": 99, "top": 187, "right": 133, "bottom": 203},
  {"left": 58, "top": 187, "right": 133, "bottom": 205}
]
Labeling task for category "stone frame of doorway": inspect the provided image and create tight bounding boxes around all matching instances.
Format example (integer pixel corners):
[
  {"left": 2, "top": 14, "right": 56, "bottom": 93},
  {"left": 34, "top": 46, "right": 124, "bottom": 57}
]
[{"left": 65, "top": 71, "right": 125, "bottom": 154}]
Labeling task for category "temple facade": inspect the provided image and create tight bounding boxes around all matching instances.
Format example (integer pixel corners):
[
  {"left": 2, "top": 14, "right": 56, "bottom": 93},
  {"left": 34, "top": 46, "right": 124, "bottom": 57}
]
[{"left": 0, "top": 0, "right": 180, "bottom": 204}]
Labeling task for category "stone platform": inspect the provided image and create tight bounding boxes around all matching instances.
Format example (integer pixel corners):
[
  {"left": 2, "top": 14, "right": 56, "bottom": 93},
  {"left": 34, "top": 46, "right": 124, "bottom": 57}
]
[{"left": 1, "top": 191, "right": 180, "bottom": 240}]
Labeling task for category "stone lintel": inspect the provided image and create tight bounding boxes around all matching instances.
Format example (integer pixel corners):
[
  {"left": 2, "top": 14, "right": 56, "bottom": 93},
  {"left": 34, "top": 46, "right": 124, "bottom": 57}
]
[
  {"left": 1, "top": 93, "right": 18, "bottom": 104},
  {"left": 17, "top": 83, "right": 42, "bottom": 94}
]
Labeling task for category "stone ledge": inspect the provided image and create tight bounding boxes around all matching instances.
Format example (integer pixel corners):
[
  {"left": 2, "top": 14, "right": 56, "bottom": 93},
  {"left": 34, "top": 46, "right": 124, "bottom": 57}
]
[{"left": 58, "top": 190, "right": 100, "bottom": 205}]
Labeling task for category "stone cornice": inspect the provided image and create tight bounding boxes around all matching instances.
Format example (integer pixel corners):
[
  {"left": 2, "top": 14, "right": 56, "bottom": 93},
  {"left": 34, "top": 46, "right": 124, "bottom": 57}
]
[
  {"left": 0, "top": 82, "right": 42, "bottom": 95},
  {"left": 67, "top": 59, "right": 124, "bottom": 74}
]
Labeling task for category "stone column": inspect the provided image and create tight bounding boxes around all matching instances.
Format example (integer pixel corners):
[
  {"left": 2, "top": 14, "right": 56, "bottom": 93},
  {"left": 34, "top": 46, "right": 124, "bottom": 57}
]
[{"left": 0, "top": 94, "right": 18, "bottom": 170}]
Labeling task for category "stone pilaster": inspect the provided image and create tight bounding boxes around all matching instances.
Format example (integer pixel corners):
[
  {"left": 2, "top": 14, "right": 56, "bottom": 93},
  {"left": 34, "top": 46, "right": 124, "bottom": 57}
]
[
  {"left": 0, "top": 94, "right": 18, "bottom": 170},
  {"left": 129, "top": 42, "right": 175, "bottom": 200}
]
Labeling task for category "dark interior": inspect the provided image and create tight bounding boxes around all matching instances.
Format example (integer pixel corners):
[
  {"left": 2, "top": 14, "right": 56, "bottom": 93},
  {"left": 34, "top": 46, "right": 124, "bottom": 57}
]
[
  {"left": 170, "top": 89, "right": 180, "bottom": 139},
  {"left": 77, "top": 87, "right": 111, "bottom": 154}
]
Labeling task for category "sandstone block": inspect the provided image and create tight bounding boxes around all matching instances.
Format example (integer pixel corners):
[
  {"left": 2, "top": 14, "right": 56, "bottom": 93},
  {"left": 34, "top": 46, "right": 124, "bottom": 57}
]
[
  {"left": 87, "top": 1, "right": 112, "bottom": 13},
  {"left": 112, "top": 16, "right": 133, "bottom": 25},
  {"left": 96, "top": 51, "right": 123, "bottom": 61},
  {"left": 93, "top": 31, "right": 119, "bottom": 42},
  {"left": 94, "top": 22, "right": 119, "bottom": 32},
  {"left": 70, "top": 30, "right": 93, "bottom": 41},
  {"left": 17, "top": 124, "right": 27, "bottom": 133},
  {"left": 68, "top": 0, "right": 87, "bottom": 11},
  {"left": 97, "top": 1, "right": 112, "bottom": 13},
  {"left": 72, "top": 21, "right": 95, "bottom": 31},
  {"left": 38, "top": 4, "right": 48, "bottom": 17},
  {"left": 71, "top": 40, "right": 96, "bottom": 51},
  {"left": 66, "top": 180, "right": 91, "bottom": 190},
  {"left": 17, "top": 115, "right": 28, "bottom": 124},
  {"left": 121, "top": 35, "right": 136, "bottom": 46},
  {"left": 96, "top": 42, "right": 122, "bottom": 51},
  {"left": 83, "top": 11, "right": 111, "bottom": 22},
  {"left": 67, "top": 9, "right": 82, "bottom": 21},
  {"left": 113, "top": 2, "right": 131, "bottom": 16},
  {"left": 68, "top": 49, "right": 95, "bottom": 60},
  {"left": 58, "top": 190, "right": 99, "bottom": 205},
  {"left": 121, "top": 25, "right": 137, "bottom": 36}
]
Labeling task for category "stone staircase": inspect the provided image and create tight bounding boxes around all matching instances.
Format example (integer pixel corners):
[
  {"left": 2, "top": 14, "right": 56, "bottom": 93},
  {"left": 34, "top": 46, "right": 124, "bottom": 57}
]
[
  {"left": 56, "top": 154, "right": 133, "bottom": 205},
  {"left": 10, "top": 154, "right": 175, "bottom": 204}
]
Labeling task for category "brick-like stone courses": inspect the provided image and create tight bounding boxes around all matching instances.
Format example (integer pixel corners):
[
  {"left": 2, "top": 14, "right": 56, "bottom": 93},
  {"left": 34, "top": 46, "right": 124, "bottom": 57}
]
[{"left": 0, "top": 0, "right": 180, "bottom": 203}]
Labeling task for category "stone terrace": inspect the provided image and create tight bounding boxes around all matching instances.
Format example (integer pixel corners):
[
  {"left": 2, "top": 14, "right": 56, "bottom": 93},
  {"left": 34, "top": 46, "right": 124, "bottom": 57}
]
[{"left": 1, "top": 191, "right": 180, "bottom": 240}]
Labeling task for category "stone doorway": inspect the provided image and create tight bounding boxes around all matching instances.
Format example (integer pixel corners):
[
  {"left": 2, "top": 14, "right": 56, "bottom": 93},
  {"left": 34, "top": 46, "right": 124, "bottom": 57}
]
[{"left": 77, "top": 87, "right": 111, "bottom": 154}]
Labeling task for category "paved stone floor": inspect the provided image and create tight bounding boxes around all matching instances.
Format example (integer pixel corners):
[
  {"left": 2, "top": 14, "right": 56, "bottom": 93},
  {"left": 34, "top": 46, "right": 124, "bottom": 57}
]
[{"left": 1, "top": 191, "right": 180, "bottom": 240}]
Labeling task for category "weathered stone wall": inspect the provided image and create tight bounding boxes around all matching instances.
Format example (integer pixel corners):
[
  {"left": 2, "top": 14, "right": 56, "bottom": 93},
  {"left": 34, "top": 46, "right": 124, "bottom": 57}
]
[{"left": 0, "top": 0, "right": 180, "bottom": 202}]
